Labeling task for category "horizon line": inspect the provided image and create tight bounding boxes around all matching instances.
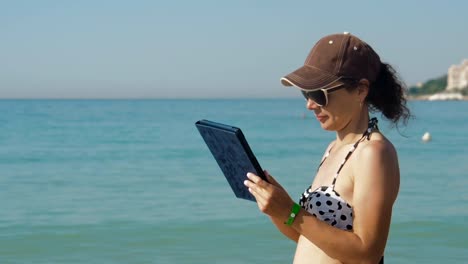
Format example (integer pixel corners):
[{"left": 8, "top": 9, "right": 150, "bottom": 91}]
[{"left": 0, "top": 97, "right": 301, "bottom": 100}]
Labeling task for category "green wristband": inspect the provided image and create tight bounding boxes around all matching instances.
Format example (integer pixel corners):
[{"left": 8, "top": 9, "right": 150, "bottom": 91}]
[{"left": 284, "top": 203, "right": 301, "bottom": 226}]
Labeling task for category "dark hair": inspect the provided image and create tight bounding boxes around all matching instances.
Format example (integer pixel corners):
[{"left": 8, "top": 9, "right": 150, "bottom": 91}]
[
  {"left": 344, "top": 63, "right": 411, "bottom": 127},
  {"left": 366, "top": 62, "right": 411, "bottom": 127}
]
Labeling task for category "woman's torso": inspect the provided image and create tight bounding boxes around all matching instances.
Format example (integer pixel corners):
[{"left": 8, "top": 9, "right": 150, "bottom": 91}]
[{"left": 293, "top": 130, "right": 387, "bottom": 264}]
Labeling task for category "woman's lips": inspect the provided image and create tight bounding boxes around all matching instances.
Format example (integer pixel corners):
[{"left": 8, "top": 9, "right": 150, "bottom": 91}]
[{"left": 316, "top": 115, "right": 328, "bottom": 122}]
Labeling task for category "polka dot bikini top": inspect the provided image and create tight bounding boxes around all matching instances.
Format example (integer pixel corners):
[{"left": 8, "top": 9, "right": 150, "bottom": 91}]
[{"left": 299, "top": 118, "right": 379, "bottom": 231}]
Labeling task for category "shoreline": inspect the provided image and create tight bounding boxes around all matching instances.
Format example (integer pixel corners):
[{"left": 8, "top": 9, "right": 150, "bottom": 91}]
[{"left": 407, "top": 95, "right": 468, "bottom": 101}]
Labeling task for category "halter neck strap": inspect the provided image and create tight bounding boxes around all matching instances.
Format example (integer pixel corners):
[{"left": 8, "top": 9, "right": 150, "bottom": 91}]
[{"left": 317, "top": 117, "right": 379, "bottom": 188}]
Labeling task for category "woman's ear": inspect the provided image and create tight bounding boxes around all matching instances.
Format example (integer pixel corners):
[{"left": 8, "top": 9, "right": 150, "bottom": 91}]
[{"left": 357, "top": 79, "right": 370, "bottom": 101}]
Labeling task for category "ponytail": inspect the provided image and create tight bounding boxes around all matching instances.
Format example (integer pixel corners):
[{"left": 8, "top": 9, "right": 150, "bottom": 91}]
[{"left": 366, "top": 62, "right": 412, "bottom": 127}]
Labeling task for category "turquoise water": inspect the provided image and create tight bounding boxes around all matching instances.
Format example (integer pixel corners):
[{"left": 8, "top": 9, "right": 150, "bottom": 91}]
[{"left": 0, "top": 99, "right": 467, "bottom": 263}]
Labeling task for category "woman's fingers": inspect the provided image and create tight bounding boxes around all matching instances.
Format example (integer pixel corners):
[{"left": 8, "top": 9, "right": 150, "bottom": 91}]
[
  {"left": 246, "top": 172, "right": 270, "bottom": 188},
  {"left": 246, "top": 172, "right": 261, "bottom": 183},
  {"left": 244, "top": 179, "right": 265, "bottom": 197},
  {"left": 244, "top": 174, "right": 270, "bottom": 200},
  {"left": 245, "top": 182, "right": 266, "bottom": 205},
  {"left": 245, "top": 172, "right": 293, "bottom": 218},
  {"left": 246, "top": 185, "right": 268, "bottom": 210}
]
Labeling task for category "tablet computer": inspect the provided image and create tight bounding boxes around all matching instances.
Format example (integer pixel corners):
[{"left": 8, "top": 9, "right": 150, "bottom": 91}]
[{"left": 195, "top": 119, "right": 266, "bottom": 202}]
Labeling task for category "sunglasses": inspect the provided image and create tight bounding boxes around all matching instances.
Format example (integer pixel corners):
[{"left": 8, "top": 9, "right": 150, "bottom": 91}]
[{"left": 301, "top": 84, "right": 346, "bottom": 106}]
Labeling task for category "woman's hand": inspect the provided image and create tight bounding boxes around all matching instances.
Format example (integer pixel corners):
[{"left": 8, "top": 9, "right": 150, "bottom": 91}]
[{"left": 244, "top": 170, "right": 295, "bottom": 220}]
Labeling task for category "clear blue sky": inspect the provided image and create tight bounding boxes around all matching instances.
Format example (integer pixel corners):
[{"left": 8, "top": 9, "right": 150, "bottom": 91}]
[{"left": 1, "top": 0, "right": 467, "bottom": 98}]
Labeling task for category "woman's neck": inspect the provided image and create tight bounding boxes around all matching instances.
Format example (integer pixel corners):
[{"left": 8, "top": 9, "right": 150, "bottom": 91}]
[{"left": 335, "top": 111, "right": 370, "bottom": 146}]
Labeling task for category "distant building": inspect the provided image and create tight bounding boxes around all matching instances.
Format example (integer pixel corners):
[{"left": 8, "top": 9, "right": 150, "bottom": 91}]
[
  {"left": 428, "top": 93, "right": 463, "bottom": 101},
  {"left": 446, "top": 59, "right": 468, "bottom": 91}
]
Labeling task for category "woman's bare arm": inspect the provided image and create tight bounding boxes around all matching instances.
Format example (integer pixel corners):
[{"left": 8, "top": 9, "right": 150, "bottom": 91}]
[
  {"left": 269, "top": 216, "right": 300, "bottom": 242},
  {"left": 264, "top": 171, "right": 300, "bottom": 242},
  {"left": 290, "top": 141, "right": 400, "bottom": 263}
]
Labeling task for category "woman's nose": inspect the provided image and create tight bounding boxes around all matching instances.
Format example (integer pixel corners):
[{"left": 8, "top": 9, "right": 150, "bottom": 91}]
[{"left": 306, "top": 98, "right": 320, "bottom": 110}]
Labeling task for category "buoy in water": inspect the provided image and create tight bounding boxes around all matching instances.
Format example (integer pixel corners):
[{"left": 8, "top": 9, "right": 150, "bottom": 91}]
[{"left": 422, "top": 132, "right": 431, "bottom": 143}]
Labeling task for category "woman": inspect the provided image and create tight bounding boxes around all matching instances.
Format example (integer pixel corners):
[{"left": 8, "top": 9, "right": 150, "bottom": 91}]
[{"left": 244, "top": 32, "right": 411, "bottom": 264}]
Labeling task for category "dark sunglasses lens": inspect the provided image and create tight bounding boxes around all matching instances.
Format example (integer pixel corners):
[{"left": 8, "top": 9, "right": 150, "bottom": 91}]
[{"left": 301, "top": 90, "right": 326, "bottom": 106}]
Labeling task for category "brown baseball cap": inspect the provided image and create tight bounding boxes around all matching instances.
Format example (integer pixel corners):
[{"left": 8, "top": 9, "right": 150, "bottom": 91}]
[{"left": 281, "top": 32, "right": 381, "bottom": 90}]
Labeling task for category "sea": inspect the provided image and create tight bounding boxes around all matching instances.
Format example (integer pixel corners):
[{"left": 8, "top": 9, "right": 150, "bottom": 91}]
[{"left": 0, "top": 99, "right": 467, "bottom": 263}]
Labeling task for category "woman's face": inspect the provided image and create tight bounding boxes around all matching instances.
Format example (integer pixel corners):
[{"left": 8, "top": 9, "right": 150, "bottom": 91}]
[{"left": 305, "top": 82, "right": 367, "bottom": 131}]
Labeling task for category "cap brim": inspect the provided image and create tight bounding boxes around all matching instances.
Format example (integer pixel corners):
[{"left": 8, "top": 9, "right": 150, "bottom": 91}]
[{"left": 280, "top": 65, "right": 340, "bottom": 90}]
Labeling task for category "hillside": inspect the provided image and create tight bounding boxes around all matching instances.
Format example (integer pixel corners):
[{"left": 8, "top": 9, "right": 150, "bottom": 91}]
[
  {"left": 408, "top": 75, "right": 447, "bottom": 96},
  {"left": 408, "top": 74, "right": 468, "bottom": 97}
]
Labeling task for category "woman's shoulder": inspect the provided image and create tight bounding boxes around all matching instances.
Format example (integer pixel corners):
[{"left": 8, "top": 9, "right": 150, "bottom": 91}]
[
  {"left": 353, "top": 133, "right": 398, "bottom": 171},
  {"left": 352, "top": 132, "right": 400, "bottom": 201},
  {"left": 359, "top": 132, "right": 396, "bottom": 155}
]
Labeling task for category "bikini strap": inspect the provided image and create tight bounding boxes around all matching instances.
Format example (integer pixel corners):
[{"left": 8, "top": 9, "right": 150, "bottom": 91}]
[
  {"left": 330, "top": 117, "right": 379, "bottom": 188},
  {"left": 366, "top": 117, "right": 379, "bottom": 140},
  {"left": 317, "top": 145, "right": 332, "bottom": 170}
]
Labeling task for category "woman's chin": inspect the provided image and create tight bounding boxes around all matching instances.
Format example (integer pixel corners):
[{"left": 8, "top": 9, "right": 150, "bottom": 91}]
[
  {"left": 319, "top": 122, "right": 330, "bottom": 131},
  {"left": 318, "top": 119, "right": 335, "bottom": 131}
]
